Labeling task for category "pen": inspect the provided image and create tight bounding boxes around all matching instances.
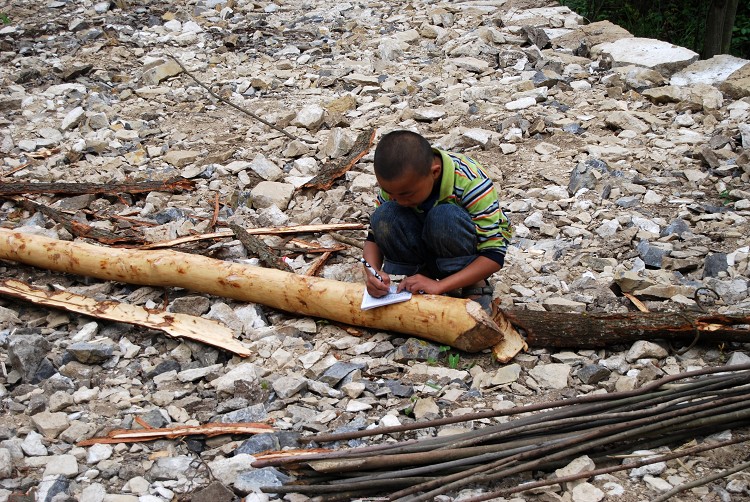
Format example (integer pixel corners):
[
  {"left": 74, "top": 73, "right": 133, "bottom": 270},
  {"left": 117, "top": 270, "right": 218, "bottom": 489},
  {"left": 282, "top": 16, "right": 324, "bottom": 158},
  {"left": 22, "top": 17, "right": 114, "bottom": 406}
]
[{"left": 359, "top": 258, "right": 385, "bottom": 283}]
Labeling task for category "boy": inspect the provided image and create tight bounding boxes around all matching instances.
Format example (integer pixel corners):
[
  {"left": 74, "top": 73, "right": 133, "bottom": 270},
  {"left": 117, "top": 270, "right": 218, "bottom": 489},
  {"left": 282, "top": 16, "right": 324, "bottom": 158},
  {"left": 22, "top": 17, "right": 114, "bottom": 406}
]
[{"left": 363, "top": 130, "right": 512, "bottom": 312}]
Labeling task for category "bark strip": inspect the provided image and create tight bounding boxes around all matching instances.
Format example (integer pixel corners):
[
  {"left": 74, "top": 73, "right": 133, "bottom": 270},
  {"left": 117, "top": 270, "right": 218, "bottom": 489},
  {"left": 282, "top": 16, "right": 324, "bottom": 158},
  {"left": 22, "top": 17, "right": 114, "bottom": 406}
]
[
  {"left": 0, "top": 279, "right": 251, "bottom": 357},
  {"left": 301, "top": 128, "right": 376, "bottom": 191},
  {"left": 77, "top": 422, "right": 273, "bottom": 446}
]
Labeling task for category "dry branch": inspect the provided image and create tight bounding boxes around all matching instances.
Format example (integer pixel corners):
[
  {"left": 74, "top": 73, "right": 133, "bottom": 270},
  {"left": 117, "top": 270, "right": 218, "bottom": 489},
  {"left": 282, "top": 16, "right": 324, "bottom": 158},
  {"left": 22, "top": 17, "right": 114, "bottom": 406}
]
[
  {"left": 10, "top": 196, "right": 143, "bottom": 244},
  {"left": 229, "top": 222, "right": 293, "bottom": 272},
  {"left": 254, "top": 365, "right": 750, "bottom": 501},
  {"left": 0, "top": 177, "right": 195, "bottom": 196},
  {"left": 0, "top": 279, "right": 251, "bottom": 357},
  {"left": 0, "top": 228, "right": 511, "bottom": 352},
  {"left": 300, "top": 128, "right": 376, "bottom": 191},
  {"left": 165, "top": 53, "right": 315, "bottom": 144},
  {"left": 140, "top": 222, "right": 365, "bottom": 249},
  {"left": 77, "top": 422, "right": 273, "bottom": 446}
]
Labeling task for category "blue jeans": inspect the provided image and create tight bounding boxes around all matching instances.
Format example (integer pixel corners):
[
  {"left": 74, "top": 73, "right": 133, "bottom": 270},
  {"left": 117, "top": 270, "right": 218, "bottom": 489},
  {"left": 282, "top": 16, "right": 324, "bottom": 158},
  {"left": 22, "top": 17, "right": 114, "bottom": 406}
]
[{"left": 369, "top": 201, "right": 478, "bottom": 279}]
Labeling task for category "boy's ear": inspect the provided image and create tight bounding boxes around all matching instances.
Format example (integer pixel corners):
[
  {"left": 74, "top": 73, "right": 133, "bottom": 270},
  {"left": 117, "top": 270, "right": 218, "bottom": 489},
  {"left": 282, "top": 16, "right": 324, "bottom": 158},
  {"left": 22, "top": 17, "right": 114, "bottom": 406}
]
[{"left": 430, "top": 158, "right": 442, "bottom": 179}]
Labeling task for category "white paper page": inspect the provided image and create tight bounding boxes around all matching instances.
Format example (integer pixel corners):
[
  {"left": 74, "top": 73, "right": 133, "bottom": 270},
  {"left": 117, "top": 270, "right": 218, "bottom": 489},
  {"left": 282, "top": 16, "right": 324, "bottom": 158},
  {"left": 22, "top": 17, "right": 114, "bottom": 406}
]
[{"left": 361, "top": 284, "right": 413, "bottom": 310}]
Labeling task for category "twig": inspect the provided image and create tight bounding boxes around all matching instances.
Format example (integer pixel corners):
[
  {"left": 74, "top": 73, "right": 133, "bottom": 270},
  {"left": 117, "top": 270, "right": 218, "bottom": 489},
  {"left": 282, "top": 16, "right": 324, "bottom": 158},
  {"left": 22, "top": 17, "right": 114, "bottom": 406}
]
[
  {"left": 651, "top": 458, "right": 750, "bottom": 502},
  {"left": 0, "top": 162, "right": 32, "bottom": 178},
  {"left": 165, "top": 53, "right": 315, "bottom": 144},
  {"left": 210, "top": 192, "right": 220, "bottom": 231},
  {"left": 330, "top": 231, "right": 365, "bottom": 250}
]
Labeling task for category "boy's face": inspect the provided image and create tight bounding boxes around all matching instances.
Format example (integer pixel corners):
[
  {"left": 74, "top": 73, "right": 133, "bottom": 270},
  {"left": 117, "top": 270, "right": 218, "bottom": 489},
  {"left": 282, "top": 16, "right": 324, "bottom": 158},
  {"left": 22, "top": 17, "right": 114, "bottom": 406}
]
[{"left": 377, "top": 162, "right": 441, "bottom": 208}]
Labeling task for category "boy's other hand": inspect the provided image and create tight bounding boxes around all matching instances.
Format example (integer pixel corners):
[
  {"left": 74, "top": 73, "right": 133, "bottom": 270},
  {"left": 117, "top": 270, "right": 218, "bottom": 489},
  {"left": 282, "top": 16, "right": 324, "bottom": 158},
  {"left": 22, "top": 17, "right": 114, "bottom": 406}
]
[
  {"left": 398, "top": 274, "right": 441, "bottom": 295},
  {"left": 365, "top": 268, "right": 391, "bottom": 297}
]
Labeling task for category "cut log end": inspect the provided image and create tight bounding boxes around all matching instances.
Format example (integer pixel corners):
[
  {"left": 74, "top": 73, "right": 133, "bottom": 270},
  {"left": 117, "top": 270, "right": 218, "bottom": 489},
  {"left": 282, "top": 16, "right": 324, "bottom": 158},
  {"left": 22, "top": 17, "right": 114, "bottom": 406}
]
[{"left": 451, "top": 302, "right": 504, "bottom": 352}]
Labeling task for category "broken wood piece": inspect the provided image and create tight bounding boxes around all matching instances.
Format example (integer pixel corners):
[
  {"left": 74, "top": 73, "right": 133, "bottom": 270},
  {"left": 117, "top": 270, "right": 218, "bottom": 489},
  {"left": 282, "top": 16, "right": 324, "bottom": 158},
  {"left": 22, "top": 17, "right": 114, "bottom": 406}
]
[
  {"left": 0, "top": 176, "right": 195, "bottom": 196},
  {"left": 501, "top": 309, "right": 750, "bottom": 348},
  {"left": 623, "top": 292, "right": 650, "bottom": 313},
  {"left": 1, "top": 162, "right": 33, "bottom": 178},
  {"left": 229, "top": 222, "right": 294, "bottom": 273},
  {"left": 8, "top": 196, "right": 143, "bottom": 245},
  {"left": 305, "top": 251, "right": 333, "bottom": 277},
  {"left": 491, "top": 304, "right": 528, "bottom": 363},
  {"left": 77, "top": 422, "right": 274, "bottom": 446},
  {"left": 0, "top": 228, "right": 509, "bottom": 353},
  {"left": 285, "top": 238, "right": 347, "bottom": 254},
  {"left": 0, "top": 279, "right": 251, "bottom": 357},
  {"left": 301, "top": 128, "right": 376, "bottom": 191},
  {"left": 140, "top": 222, "right": 365, "bottom": 249}
]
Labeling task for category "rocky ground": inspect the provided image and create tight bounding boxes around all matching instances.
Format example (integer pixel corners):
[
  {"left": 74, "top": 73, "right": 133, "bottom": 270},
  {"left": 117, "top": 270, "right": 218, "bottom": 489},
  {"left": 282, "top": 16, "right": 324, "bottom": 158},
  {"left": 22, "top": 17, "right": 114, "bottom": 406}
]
[{"left": 1, "top": 0, "right": 750, "bottom": 501}]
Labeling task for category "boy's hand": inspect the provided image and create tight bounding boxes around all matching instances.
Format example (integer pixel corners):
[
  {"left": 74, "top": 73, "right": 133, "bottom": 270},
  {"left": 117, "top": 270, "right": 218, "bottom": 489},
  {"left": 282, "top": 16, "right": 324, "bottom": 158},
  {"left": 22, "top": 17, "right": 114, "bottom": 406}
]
[
  {"left": 398, "top": 274, "right": 441, "bottom": 295},
  {"left": 364, "top": 267, "right": 391, "bottom": 297}
]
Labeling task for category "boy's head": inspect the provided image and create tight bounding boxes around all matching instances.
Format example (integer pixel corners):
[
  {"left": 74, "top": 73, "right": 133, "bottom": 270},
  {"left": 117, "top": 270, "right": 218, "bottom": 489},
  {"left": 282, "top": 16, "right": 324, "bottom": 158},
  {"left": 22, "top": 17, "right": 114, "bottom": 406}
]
[
  {"left": 373, "top": 130, "right": 433, "bottom": 180},
  {"left": 373, "top": 130, "right": 441, "bottom": 208}
]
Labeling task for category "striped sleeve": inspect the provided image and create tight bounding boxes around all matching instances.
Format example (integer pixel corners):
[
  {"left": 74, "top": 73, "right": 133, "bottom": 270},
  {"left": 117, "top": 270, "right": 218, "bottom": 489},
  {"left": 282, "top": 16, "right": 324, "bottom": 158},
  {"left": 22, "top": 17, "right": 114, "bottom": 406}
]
[{"left": 454, "top": 157, "right": 512, "bottom": 263}]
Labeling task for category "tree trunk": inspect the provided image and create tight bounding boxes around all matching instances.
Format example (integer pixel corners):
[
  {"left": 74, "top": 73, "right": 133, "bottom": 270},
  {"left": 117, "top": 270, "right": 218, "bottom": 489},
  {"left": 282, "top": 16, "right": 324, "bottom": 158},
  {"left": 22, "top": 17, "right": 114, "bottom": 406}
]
[
  {"left": 502, "top": 309, "right": 750, "bottom": 348},
  {"left": 0, "top": 228, "right": 507, "bottom": 353},
  {"left": 703, "top": 0, "right": 739, "bottom": 58}
]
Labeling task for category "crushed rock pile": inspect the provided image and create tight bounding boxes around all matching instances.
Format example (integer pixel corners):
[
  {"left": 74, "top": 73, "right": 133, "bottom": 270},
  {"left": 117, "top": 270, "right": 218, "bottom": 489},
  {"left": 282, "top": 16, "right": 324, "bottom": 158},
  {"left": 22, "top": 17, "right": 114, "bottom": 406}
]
[{"left": 1, "top": 0, "right": 750, "bottom": 501}]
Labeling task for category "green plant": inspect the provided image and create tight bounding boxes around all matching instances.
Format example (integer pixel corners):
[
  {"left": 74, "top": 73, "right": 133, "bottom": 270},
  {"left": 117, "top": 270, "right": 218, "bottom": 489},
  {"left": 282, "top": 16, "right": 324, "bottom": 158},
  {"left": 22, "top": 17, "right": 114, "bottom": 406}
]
[
  {"left": 0, "top": 13, "right": 9, "bottom": 24},
  {"left": 447, "top": 353, "right": 460, "bottom": 369}
]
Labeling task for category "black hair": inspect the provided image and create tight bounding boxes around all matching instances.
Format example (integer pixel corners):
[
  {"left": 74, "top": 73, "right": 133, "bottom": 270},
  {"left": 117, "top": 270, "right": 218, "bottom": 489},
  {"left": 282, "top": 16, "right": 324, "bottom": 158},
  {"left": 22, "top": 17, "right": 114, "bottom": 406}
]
[{"left": 373, "top": 130, "right": 433, "bottom": 180}]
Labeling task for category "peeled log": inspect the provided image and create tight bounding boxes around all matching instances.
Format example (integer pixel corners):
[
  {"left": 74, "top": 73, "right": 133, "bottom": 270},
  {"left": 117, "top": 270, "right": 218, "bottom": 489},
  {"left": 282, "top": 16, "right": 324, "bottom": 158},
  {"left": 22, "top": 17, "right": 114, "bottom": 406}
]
[{"left": 0, "top": 228, "right": 504, "bottom": 352}]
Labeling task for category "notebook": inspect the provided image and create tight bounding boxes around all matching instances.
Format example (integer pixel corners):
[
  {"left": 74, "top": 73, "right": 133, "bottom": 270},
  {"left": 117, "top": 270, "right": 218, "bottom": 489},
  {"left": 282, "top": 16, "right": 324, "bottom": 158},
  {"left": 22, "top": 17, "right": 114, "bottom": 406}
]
[{"left": 361, "top": 284, "right": 412, "bottom": 310}]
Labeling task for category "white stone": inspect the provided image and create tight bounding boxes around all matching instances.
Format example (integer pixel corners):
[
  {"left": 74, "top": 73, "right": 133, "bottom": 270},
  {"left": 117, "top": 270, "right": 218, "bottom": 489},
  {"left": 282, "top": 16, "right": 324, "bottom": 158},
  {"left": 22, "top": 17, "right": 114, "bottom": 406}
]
[
  {"left": 505, "top": 96, "right": 537, "bottom": 110},
  {"left": 21, "top": 431, "right": 48, "bottom": 456},
  {"left": 596, "top": 37, "right": 698, "bottom": 75},
  {"left": 671, "top": 54, "right": 749, "bottom": 86},
  {"left": 124, "top": 476, "right": 150, "bottom": 495},
  {"left": 626, "top": 341, "right": 668, "bottom": 362},
  {"left": 571, "top": 482, "right": 605, "bottom": 502},
  {"left": 206, "top": 454, "right": 256, "bottom": 485},
  {"left": 292, "top": 104, "right": 326, "bottom": 130},
  {"left": 0, "top": 449, "right": 12, "bottom": 478},
  {"left": 211, "top": 363, "right": 260, "bottom": 393},
  {"left": 528, "top": 363, "right": 571, "bottom": 389},
  {"left": 43, "top": 454, "right": 79, "bottom": 477},
  {"left": 451, "top": 56, "right": 490, "bottom": 73},
  {"left": 251, "top": 181, "right": 295, "bottom": 210},
  {"left": 87, "top": 443, "right": 113, "bottom": 464},
  {"left": 249, "top": 154, "right": 283, "bottom": 181},
  {"left": 643, "top": 475, "right": 672, "bottom": 492},
  {"left": 346, "top": 400, "right": 372, "bottom": 412},
  {"left": 379, "top": 414, "right": 401, "bottom": 427},
  {"left": 80, "top": 483, "right": 106, "bottom": 502},
  {"left": 414, "top": 107, "right": 446, "bottom": 121},
  {"left": 61, "top": 106, "right": 85, "bottom": 131}
]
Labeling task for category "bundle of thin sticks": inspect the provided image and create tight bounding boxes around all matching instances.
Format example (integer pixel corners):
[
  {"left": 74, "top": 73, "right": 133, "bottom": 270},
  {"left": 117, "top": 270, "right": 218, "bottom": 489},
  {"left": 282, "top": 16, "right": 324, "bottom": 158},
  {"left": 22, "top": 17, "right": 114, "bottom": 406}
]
[{"left": 254, "top": 363, "right": 750, "bottom": 502}]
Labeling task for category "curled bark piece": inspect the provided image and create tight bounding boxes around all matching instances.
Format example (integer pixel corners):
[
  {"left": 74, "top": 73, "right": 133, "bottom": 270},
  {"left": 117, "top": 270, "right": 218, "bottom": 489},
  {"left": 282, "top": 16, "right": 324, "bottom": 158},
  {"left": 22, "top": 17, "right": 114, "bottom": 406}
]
[
  {"left": 0, "top": 228, "right": 507, "bottom": 352},
  {"left": 0, "top": 279, "right": 251, "bottom": 357},
  {"left": 300, "top": 128, "right": 376, "bottom": 191}
]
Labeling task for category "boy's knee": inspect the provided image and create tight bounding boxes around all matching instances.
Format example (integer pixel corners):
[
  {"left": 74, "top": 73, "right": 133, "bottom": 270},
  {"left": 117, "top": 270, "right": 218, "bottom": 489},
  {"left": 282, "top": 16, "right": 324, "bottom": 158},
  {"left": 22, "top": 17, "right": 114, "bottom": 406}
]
[
  {"left": 371, "top": 202, "right": 414, "bottom": 233},
  {"left": 424, "top": 204, "right": 473, "bottom": 236}
]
